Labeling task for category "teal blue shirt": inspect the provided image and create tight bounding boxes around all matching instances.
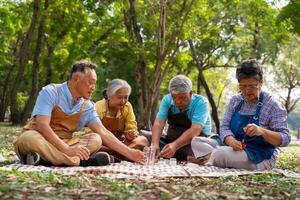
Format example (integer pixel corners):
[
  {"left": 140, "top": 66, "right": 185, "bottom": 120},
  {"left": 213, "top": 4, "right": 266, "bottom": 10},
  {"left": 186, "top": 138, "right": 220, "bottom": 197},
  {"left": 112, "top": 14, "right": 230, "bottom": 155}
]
[{"left": 157, "top": 93, "right": 212, "bottom": 134}]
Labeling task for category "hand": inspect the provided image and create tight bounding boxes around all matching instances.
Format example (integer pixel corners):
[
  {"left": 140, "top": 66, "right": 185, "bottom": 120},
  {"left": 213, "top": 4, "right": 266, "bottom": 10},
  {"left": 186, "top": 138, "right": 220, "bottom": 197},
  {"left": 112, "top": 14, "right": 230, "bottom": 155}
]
[
  {"left": 127, "top": 149, "right": 145, "bottom": 164},
  {"left": 145, "top": 144, "right": 160, "bottom": 159},
  {"left": 243, "top": 123, "right": 263, "bottom": 137},
  {"left": 159, "top": 143, "right": 177, "bottom": 158},
  {"left": 124, "top": 129, "right": 138, "bottom": 141},
  {"left": 225, "top": 136, "right": 243, "bottom": 151},
  {"left": 64, "top": 145, "right": 90, "bottom": 160}
]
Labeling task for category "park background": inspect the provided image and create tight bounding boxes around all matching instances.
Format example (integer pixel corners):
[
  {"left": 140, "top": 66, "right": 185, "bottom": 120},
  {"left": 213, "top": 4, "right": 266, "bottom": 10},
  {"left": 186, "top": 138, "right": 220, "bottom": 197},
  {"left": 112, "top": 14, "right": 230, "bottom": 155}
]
[
  {"left": 0, "top": 0, "right": 299, "bottom": 135},
  {"left": 0, "top": 0, "right": 300, "bottom": 199}
]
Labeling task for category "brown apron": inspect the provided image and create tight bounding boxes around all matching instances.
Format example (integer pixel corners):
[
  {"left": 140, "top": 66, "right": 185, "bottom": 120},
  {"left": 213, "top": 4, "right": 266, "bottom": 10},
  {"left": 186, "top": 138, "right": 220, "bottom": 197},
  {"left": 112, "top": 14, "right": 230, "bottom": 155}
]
[
  {"left": 13, "top": 84, "right": 101, "bottom": 166},
  {"left": 100, "top": 104, "right": 147, "bottom": 161},
  {"left": 23, "top": 94, "right": 88, "bottom": 142},
  {"left": 101, "top": 115, "right": 126, "bottom": 141}
]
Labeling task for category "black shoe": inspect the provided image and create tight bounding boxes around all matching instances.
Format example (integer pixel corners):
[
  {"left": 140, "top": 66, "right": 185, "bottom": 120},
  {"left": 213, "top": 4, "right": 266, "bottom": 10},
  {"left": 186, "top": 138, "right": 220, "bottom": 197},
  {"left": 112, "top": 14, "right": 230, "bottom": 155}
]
[
  {"left": 79, "top": 152, "right": 112, "bottom": 167},
  {"left": 25, "top": 152, "right": 53, "bottom": 166},
  {"left": 108, "top": 155, "right": 115, "bottom": 163},
  {"left": 26, "top": 152, "right": 40, "bottom": 165}
]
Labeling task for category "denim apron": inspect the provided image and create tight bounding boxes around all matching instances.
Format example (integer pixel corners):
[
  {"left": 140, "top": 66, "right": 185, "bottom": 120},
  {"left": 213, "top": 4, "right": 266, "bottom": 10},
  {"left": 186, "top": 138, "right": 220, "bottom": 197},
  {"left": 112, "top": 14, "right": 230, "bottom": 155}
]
[{"left": 230, "top": 92, "right": 275, "bottom": 164}]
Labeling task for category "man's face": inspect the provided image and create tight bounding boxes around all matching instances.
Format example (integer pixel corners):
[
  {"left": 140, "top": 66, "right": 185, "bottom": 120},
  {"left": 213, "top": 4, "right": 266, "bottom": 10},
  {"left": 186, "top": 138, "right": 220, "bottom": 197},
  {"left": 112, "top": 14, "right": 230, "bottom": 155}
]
[
  {"left": 76, "top": 69, "right": 97, "bottom": 100},
  {"left": 171, "top": 91, "right": 192, "bottom": 110}
]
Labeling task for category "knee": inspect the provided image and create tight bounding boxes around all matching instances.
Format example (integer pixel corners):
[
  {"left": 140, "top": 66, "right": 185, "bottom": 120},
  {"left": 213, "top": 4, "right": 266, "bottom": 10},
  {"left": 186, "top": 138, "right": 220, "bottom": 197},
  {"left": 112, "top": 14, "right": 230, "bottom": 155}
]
[
  {"left": 18, "top": 131, "right": 44, "bottom": 147},
  {"left": 191, "top": 137, "right": 201, "bottom": 147},
  {"left": 210, "top": 147, "right": 230, "bottom": 166},
  {"left": 191, "top": 137, "right": 215, "bottom": 157},
  {"left": 139, "top": 130, "right": 152, "bottom": 144},
  {"left": 89, "top": 133, "right": 102, "bottom": 148},
  {"left": 134, "top": 136, "right": 149, "bottom": 146},
  {"left": 139, "top": 135, "right": 149, "bottom": 146}
]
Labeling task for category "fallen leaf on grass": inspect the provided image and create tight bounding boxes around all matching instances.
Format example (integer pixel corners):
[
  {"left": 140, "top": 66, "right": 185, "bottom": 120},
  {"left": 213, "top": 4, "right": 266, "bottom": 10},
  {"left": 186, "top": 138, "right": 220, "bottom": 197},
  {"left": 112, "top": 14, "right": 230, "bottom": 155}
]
[
  {"left": 238, "top": 195, "right": 253, "bottom": 200},
  {"left": 157, "top": 186, "right": 171, "bottom": 194},
  {"left": 172, "top": 195, "right": 182, "bottom": 200}
]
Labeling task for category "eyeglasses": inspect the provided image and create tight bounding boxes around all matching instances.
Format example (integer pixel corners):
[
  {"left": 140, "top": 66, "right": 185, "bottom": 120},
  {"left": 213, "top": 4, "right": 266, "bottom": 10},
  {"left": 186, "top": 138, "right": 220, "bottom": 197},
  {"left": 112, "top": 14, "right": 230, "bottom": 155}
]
[{"left": 238, "top": 83, "right": 260, "bottom": 90}]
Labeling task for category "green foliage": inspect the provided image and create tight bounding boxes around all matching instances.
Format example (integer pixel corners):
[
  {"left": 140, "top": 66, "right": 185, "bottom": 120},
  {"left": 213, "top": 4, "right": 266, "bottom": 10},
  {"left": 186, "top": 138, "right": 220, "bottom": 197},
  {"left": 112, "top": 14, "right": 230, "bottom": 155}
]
[
  {"left": 276, "top": 145, "right": 300, "bottom": 172},
  {"left": 16, "top": 92, "right": 28, "bottom": 111},
  {"left": 277, "top": 0, "right": 300, "bottom": 34},
  {"left": 0, "top": 0, "right": 298, "bottom": 132}
]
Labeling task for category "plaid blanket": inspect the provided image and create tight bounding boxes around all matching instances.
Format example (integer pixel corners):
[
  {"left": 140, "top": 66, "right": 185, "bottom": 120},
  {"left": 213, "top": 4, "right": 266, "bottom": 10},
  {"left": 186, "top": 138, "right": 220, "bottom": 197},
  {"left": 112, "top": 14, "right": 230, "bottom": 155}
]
[{"left": 1, "top": 162, "right": 299, "bottom": 179}]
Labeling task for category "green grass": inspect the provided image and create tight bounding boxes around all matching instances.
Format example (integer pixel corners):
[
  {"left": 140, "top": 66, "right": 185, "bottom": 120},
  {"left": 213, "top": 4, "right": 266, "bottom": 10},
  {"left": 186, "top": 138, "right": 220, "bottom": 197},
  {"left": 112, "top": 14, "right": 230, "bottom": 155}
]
[{"left": 0, "top": 125, "right": 299, "bottom": 199}]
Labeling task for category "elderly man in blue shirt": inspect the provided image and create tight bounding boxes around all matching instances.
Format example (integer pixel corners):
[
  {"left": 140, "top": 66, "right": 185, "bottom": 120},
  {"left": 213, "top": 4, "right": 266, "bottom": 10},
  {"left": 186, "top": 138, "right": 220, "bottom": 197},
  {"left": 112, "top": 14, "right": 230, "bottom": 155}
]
[
  {"left": 13, "top": 60, "right": 145, "bottom": 167},
  {"left": 145, "top": 75, "right": 212, "bottom": 161}
]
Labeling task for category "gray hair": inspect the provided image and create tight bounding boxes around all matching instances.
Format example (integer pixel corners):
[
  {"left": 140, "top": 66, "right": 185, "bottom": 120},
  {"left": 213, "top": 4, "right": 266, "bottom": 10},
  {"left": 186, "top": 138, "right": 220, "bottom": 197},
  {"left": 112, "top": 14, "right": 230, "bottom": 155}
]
[
  {"left": 168, "top": 75, "right": 192, "bottom": 94},
  {"left": 70, "top": 60, "right": 96, "bottom": 78},
  {"left": 106, "top": 79, "right": 132, "bottom": 97}
]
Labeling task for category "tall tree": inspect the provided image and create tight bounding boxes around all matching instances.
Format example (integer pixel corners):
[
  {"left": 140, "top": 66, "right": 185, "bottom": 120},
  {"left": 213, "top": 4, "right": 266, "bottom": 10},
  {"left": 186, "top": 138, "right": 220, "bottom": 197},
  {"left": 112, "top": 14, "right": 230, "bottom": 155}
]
[
  {"left": 185, "top": 0, "right": 239, "bottom": 133},
  {"left": 269, "top": 35, "right": 300, "bottom": 113},
  {"left": 124, "top": 0, "right": 194, "bottom": 129},
  {"left": 0, "top": 1, "right": 28, "bottom": 121},
  {"left": 21, "top": 0, "right": 49, "bottom": 124},
  {"left": 10, "top": 0, "right": 39, "bottom": 124}
]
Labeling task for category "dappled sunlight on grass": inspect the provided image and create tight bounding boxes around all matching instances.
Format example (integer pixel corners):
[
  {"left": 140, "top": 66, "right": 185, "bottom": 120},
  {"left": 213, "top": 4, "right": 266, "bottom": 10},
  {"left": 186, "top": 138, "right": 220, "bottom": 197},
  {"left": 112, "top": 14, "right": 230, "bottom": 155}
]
[
  {"left": 276, "top": 145, "right": 300, "bottom": 172},
  {"left": 0, "top": 125, "right": 300, "bottom": 199}
]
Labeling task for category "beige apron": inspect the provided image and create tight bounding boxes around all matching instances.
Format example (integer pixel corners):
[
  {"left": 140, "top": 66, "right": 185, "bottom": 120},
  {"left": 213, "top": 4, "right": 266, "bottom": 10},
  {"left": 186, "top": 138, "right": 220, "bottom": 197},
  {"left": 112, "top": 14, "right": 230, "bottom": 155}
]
[{"left": 13, "top": 85, "right": 102, "bottom": 166}]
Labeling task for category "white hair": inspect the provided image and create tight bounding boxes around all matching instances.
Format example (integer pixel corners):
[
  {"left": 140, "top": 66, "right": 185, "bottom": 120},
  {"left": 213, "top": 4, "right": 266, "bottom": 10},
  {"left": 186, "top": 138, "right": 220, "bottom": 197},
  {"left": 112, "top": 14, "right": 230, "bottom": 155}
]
[
  {"left": 168, "top": 75, "right": 192, "bottom": 94},
  {"left": 106, "top": 79, "right": 132, "bottom": 97}
]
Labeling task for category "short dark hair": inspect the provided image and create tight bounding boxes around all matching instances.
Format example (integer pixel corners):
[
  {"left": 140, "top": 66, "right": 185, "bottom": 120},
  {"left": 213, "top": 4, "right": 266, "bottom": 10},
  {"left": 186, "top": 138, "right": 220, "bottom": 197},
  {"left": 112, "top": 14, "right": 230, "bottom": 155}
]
[
  {"left": 70, "top": 60, "right": 97, "bottom": 78},
  {"left": 236, "top": 59, "right": 263, "bottom": 82}
]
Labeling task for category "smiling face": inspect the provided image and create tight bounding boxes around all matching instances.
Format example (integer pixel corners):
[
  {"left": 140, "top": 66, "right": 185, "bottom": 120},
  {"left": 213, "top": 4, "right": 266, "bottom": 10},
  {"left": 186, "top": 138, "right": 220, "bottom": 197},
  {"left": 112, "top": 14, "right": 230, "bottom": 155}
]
[
  {"left": 108, "top": 88, "right": 130, "bottom": 110},
  {"left": 75, "top": 68, "right": 97, "bottom": 100},
  {"left": 171, "top": 91, "right": 192, "bottom": 110},
  {"left": 238, "top": 78, "right": 263, "bottom": 101}
]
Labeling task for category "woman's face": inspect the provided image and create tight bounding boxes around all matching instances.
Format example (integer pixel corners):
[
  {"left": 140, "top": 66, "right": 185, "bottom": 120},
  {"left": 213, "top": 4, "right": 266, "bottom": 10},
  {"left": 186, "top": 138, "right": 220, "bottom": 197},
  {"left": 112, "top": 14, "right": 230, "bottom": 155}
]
[
  {"left": 238, "top": 78, "right": 263, "bottom": 101},
  {"left": 108, "top": 88, "right": 130, "bottom": 110}
]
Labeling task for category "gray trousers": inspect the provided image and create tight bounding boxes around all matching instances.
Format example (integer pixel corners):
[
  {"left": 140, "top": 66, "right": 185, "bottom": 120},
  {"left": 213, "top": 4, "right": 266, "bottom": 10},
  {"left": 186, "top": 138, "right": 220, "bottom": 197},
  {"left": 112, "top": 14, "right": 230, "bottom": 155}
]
[{"left": 191, "top": 137, "right": 274, "bottom": 170}]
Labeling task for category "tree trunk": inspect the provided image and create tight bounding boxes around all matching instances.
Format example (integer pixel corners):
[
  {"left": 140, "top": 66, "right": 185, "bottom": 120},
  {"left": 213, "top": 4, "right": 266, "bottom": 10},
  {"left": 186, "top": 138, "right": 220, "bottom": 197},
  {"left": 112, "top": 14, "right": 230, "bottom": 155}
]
[
  {"left": 189, "top": 40, "right": 220, "bottom": 134},
  {"left": 124, "top": 0, "right": 149, "bottom": 129},
  {"left": 0, "top": 37, "right": 20, "bottom": 121},
  {"left": 0, "top": 65, "right": 15, "bottom": 121},
  {"left": 10, "top": 0, "right": 39, "bottom": 125},
  {"left": 197, "top": 69, "right": 220, "bottom": 134},
  {"left": 21, "top": 0, "right": 48, "bottom": 125},
  {"left": 144, "top": 0, "right": 193, "bottom": 129},
  {"left": 45, "top": 42, "right": 54, "bottom": 85}
]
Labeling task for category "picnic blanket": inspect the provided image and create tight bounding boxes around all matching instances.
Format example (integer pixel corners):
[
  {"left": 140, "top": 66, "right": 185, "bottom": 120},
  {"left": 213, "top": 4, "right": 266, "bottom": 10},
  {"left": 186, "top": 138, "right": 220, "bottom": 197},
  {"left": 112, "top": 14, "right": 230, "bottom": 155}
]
[{"left": 1, "top": 162, "right": 299, "bottom": 179}]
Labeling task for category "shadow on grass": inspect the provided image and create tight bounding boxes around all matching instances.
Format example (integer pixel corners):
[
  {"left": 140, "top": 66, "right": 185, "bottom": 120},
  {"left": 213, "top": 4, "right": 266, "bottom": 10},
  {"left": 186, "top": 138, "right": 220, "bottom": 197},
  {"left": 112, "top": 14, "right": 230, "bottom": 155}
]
[{"left": 0, "top": 125, "right": 299, "bottom": 199}]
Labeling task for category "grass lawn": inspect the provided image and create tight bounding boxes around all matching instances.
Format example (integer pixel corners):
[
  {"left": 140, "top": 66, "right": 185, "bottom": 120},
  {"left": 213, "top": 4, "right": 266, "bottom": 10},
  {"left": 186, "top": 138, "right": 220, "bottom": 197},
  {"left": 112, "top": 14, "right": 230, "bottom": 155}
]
[{"left": 0, "top": 124, "right": 299, "bottom": 200}]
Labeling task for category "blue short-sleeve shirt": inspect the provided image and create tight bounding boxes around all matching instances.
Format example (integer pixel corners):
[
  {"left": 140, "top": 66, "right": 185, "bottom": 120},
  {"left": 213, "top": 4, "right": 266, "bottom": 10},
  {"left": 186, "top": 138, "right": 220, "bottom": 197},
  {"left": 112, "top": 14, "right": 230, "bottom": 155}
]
[
  {"left": 31, "top": 82, "right": 100, "bottom": 130},
  {"left": 157, "top": 93, "right": 212, "bottom": 134}
]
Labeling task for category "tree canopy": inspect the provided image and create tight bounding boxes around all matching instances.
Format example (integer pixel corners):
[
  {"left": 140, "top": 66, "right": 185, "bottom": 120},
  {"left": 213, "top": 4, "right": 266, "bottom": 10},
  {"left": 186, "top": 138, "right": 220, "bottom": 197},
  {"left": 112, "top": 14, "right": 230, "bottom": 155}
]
[{"left": 0, "top": 0, "right": 299, "bottom": 133}]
